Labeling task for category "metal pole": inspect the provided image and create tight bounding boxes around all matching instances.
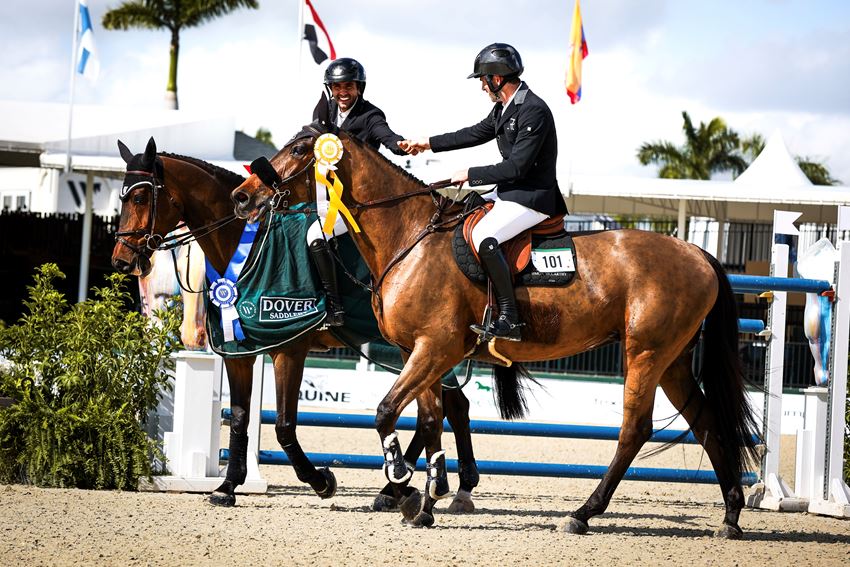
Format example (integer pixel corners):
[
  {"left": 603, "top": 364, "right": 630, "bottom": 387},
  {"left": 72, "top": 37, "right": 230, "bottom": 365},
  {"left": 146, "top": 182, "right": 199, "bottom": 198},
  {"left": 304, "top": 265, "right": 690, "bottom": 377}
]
[
  {"left": 65, "top": 0, "right": 80, "bottom": 173},
  {"left": 77, "top": 170, "right": 94, "bottom": 302}
]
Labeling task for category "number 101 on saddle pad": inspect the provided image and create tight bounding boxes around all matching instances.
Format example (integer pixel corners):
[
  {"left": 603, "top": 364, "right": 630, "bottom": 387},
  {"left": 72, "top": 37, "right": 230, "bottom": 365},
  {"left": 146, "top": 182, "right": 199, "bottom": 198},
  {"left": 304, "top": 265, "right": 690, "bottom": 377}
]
[{"left": 531, "top": 247, "right": 575, "bottom": 273}]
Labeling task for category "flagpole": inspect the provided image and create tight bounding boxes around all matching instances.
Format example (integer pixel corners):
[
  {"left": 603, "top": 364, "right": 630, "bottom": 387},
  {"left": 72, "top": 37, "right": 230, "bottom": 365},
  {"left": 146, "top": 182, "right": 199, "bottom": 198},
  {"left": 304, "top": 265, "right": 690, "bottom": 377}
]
[
  {"left": 297, "top": 0, "right": 304, "bottom": 77},
  {"left": 65, "top": 0, "right": 80, "bottom": 173}
]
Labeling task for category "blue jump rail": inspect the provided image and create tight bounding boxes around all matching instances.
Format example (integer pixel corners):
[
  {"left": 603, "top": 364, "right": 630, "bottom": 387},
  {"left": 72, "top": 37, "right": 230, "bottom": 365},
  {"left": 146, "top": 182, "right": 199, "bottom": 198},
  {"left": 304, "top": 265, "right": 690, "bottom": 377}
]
[
  {"left": 728, "top": 274, "right": 831, "bottom": 294},
  {"left": 222, "top": 409, "right": 760, "bottom": 445},
  {"left": 219, "top": 449, "right": 757, "bottom": 486},
  {"left": 738, "top": 318, "right": 766, "bottom": 334}
]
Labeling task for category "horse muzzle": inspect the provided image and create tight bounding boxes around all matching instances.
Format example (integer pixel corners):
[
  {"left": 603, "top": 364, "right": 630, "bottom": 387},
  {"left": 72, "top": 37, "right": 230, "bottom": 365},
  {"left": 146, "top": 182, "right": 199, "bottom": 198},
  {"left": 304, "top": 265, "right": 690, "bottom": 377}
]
[
  {"left": 112, "top": 251, "right": 152, "bottom": 277},
  {"left": 231, "top": 187, "right": 272, "bottom": 221}
]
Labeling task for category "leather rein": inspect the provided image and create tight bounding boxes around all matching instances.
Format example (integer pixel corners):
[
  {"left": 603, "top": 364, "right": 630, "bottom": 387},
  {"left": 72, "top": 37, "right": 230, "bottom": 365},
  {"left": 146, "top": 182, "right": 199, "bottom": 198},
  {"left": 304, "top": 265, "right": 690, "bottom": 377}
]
[{"left": 263, "top": 163, "right": 481, "bottom": 297}]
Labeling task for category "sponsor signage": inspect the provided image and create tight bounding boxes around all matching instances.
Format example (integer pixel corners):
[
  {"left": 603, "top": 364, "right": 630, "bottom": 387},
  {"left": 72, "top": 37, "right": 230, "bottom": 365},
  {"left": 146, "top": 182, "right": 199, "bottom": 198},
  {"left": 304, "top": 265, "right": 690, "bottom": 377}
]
[{"left": 259, "top": 296, "right": 319, "bottom": 322}]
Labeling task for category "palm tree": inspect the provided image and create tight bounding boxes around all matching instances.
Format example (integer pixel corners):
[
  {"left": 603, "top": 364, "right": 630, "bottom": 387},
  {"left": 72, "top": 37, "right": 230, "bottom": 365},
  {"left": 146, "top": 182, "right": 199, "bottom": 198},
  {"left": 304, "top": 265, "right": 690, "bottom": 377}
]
[
  {"left": 740, "top": 133, "right": 840, "bottom": 185},
  {"left": 103, "top": 0, "right": 259, "bottom": 110},
  {"left": 637, "top": 111, "right": 748, "bottom": 180}
]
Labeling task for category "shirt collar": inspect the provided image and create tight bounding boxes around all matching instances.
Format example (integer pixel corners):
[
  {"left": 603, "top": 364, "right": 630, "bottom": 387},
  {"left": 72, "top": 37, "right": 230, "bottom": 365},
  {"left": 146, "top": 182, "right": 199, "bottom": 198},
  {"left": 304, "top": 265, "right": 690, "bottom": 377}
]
[
  {"left": 500, "top": 82, "right": 525, "bottom": 113},
  {"left": 336, "top": 97, "right": 359, "bottom": 126}
]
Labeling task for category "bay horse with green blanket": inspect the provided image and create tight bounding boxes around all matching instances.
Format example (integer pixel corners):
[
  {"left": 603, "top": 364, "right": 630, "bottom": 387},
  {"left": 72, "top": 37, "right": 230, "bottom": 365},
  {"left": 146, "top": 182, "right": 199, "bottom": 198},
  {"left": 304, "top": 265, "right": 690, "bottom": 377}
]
[
  {"left": 110, "top": 137, "right": 481, "bottom": 515},
  {"left": 230, "top": 123, "right": 761, "bottom": 537}
]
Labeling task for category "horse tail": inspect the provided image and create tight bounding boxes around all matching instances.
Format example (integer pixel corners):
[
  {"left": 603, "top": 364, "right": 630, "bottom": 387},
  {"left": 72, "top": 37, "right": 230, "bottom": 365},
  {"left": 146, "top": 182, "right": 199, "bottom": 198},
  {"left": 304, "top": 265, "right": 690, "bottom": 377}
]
[
  {"left": 492, "top": 363, "right": 536, "bottom": 420},
  {"left": 699, "top": 251, "right": 762, "bottom": 478}
]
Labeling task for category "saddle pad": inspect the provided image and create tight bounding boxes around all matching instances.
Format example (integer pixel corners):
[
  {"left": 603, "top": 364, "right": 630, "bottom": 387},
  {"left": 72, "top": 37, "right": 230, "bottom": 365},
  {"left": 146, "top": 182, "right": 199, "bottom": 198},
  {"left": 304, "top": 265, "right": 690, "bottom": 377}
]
[
  {"left": 452, "top": 207, "right": 577, "bottom": 287},
  {"left": 205, "top": 205, "right": 383, "bottom": 357}
]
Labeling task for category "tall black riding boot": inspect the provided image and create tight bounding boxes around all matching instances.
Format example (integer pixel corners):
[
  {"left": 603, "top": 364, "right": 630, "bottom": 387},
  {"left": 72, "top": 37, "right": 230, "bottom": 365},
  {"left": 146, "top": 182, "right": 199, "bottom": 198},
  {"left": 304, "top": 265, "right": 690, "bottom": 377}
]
[
  {"left": 470, "top": 237, "right": 522, "bottom": 341},
  {"left": 309, "top": 238, "right": 345, "bottom": 327}
]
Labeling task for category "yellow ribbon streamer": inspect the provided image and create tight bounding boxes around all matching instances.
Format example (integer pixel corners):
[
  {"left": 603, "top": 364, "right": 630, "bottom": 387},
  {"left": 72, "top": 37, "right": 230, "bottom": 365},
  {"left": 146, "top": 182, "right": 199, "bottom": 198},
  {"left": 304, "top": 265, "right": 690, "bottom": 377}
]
[{"left": 316, "top": 162, "right": 361, "bottom": 234}]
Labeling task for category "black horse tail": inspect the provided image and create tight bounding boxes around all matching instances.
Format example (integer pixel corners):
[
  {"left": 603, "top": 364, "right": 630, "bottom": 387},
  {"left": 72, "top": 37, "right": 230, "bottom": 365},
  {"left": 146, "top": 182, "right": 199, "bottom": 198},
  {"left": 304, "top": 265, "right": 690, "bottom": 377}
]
[
  {"left": 492, "top": 363, "right": 537, "bottom": 420},
  {"left": 700, "top": 251, "right": 762, "bottom": 478}
]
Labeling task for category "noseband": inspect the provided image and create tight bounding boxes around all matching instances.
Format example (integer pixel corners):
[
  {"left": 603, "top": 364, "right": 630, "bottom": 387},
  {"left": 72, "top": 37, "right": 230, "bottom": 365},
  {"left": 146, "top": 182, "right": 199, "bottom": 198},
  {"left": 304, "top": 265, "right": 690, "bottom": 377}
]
[{"left": 250, "top": 155, "right": 317, "bottom": 214}]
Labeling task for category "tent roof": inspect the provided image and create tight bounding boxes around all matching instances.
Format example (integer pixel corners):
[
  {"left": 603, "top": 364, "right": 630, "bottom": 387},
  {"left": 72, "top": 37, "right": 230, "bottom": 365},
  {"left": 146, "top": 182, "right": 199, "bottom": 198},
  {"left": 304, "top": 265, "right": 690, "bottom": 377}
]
[
  {"left": 565, "top": 131, "right": 849, "bottom": 224},
  {"left": 0, "top": 100, "right": 256, "bottom": 177}
]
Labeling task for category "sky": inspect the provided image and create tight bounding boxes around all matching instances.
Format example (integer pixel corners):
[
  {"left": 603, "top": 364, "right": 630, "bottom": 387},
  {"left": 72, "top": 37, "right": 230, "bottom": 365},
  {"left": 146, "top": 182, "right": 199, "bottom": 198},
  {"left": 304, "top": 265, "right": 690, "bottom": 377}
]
[{"left": 1, "top": 0, "right": 849, "bottom": 184}]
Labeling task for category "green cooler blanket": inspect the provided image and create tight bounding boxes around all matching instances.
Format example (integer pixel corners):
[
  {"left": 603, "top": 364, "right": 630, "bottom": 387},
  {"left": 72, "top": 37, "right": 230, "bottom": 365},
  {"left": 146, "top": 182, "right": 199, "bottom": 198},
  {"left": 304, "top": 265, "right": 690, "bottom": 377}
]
[
  {"left": 205, "top": 206, "right": 380, "bottom": 356},
  {"left": 205, "top": 206, "right": 462, "bottom": 388}
]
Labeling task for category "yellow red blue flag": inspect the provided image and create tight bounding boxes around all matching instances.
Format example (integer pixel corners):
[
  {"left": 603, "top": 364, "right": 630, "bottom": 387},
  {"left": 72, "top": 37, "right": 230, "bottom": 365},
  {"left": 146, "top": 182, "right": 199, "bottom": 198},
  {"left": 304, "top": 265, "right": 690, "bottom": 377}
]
[{"left": 566, "top": 0, "right": 588, "bottom": 104}]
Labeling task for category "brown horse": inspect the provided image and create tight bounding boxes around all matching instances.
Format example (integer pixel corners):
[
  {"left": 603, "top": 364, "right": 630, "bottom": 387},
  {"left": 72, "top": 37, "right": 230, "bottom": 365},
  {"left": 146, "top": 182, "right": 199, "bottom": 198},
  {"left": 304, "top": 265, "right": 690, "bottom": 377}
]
[
  {"left": 110, "top": 137, "right": 481, "bottom": 514},
  {"left": 230, "top": 124, "right": 760, "bottom": 536}
]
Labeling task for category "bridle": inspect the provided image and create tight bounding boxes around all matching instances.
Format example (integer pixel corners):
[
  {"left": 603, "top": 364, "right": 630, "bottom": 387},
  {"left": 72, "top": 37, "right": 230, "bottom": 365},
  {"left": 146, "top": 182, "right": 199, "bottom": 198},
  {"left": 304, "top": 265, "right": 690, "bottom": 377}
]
[
  {"left": 115, "top": 159, "right": 240, "bottom": 293},
  {"left": 115, "top": 162, "right": 238, "bottom": 255},
  {"left": 114, "top": 166, "right": 181, "bottom": 255}
]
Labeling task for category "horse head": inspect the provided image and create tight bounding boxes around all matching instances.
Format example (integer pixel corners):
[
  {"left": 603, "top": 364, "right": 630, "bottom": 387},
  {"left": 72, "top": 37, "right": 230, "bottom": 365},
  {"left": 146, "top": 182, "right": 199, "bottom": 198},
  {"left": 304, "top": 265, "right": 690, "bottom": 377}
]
[
  {"left": 112, "top": 137, "right": 184, "bottom": 276},
  {"left": 231, "top": 122, "right": 333, "bottom": 220}
]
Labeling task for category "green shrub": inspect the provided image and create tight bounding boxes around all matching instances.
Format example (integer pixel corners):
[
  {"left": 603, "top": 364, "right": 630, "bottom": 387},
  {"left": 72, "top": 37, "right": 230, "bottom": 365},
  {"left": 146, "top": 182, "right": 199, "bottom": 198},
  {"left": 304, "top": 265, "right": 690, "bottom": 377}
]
[{"left": 0, "top": 264, "right": 180, "bottom": 489}]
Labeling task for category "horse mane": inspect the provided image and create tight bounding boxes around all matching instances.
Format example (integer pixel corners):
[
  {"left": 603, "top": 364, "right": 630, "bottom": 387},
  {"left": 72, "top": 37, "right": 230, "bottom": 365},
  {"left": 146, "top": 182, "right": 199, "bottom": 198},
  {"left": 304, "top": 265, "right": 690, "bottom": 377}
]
[
  {"left": 284, "top": 122, "right": 427, "bottom": 188},
  {"left": 159, "top": 152, "right": 246, "bottom": 187},
  {"left": 344, "top": 134, "right": 427, "bottom": 188}
]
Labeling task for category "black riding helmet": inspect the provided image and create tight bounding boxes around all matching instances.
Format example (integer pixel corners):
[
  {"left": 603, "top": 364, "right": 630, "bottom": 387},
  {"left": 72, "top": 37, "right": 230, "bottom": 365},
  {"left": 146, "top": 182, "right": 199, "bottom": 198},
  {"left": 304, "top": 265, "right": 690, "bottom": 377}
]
[
  {"left": 468, "top": 43, "right": 523, "bottom": 94},
  {"left": 324, "top": 57, "right": 367, "bottom": 96}
]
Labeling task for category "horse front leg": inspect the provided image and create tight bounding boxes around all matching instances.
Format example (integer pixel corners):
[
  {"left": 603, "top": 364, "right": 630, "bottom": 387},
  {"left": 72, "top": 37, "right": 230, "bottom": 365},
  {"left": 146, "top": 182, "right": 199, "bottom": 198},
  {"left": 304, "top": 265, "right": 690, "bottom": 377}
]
[
  {"left": 372, "top": 417, "right": 424, "bottom": 512},
  {"left": 210, "top": 356, "right": 256, "bottom": 507},
  {"left": 271, "top": 346, "right": 337, "bottom": 499},
  {"left": 412, "top": 381, "right": 450, "bottom": 528},
  {"left": 375, "top": 345, "right": 450, "bottom": 526}
]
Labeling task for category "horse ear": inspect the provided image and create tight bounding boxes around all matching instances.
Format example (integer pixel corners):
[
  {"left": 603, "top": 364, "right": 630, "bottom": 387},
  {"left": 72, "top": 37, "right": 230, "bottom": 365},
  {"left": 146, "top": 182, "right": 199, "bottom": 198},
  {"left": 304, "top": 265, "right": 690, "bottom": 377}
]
[
  {"left": 117, "top": 140, "right": 134, "bottom": 164},
  {"left": 312, "top": 92, "right": 330, "bottom": 127},
  {"left": 143, "top": 137, "right": 157, "bottom": 165}
]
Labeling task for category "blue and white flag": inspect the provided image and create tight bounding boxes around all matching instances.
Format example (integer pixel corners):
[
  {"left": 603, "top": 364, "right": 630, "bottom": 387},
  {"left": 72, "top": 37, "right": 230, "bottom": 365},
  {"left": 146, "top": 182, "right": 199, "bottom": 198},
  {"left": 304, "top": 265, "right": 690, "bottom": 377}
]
[{"left": 76, "top": 0, "right": 100, "bottom": 81}]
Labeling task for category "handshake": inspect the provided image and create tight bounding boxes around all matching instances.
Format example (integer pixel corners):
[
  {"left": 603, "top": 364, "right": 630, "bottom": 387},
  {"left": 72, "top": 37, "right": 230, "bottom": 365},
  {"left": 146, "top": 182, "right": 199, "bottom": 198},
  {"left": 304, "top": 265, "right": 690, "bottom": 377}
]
[{"left": 397, "top": 138, "right": 431, "bottom": 156}]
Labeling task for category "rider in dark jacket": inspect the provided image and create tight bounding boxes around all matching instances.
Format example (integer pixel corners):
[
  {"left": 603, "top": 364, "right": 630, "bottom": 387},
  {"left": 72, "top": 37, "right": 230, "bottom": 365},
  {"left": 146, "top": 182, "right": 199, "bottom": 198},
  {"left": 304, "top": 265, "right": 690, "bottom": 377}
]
[
  {"left": 308, "top": 58, "right": 407, "bottom": 326},
  {"left": 399, "top": 43, "right": 567, "bottom": 342}
]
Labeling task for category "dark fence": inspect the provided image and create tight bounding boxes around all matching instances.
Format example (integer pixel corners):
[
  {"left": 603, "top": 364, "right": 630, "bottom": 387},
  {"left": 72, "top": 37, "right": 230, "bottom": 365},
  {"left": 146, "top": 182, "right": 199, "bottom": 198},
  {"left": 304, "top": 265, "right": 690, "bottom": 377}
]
[
  {"left": 0, "top": 211, "right": 134, "bottom": 325},
  {"left": 0, "top": 212, "right": 825, "bottom": 389}
]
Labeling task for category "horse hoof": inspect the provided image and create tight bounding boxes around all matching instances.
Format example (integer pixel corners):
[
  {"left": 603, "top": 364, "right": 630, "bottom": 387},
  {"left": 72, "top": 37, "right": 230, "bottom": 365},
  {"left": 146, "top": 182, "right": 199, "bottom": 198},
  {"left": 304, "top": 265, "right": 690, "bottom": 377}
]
[
  {"left": 410, "top": 511, "right": 435, "bottom": 528},
  {"left": 446, "top": 494, "right": 475, "bottom": 514},
  {"left": 398, "top": 487, "right": 422, "bottom": 521},
  {"left": 714, "top": 523, "right": 743, "bottom": 540},
  {"left": 561, "top": 516, "right": 588, "bottom": 535},
  {"left": 315, "top": 468, "right": 337, "bottom": 499},
  {"left": 371, "top": 493, "right": 399, "bottom": 512},
  {"left": 208, "top": 491, "right": 235, "bottom": 507}
]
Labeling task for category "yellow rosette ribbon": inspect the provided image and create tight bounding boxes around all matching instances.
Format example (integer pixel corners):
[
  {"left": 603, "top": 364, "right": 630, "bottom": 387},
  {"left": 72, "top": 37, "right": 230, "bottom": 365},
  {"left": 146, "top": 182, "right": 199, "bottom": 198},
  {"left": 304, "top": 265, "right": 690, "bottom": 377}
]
[{"left": 314, "top": 133, "right": 361, "bottom": 234}]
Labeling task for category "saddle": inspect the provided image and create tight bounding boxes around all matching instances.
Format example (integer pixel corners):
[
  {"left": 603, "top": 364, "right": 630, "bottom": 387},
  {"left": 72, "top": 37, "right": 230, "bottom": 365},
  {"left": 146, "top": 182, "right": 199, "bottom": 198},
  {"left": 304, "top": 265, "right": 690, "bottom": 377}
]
[{"left": 452, "top": 201, "right": 578, "bottom": 286}]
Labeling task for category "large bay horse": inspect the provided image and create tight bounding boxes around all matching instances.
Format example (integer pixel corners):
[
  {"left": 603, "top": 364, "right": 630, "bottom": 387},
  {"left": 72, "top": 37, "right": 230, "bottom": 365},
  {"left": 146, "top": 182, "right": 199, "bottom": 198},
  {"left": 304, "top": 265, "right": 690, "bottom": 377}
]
[
  {"left": 110, "top": 137, "right": 481, "bottom": 514},
  {"left": 230, "top": 124, "right": 761, "bottom": 537}
]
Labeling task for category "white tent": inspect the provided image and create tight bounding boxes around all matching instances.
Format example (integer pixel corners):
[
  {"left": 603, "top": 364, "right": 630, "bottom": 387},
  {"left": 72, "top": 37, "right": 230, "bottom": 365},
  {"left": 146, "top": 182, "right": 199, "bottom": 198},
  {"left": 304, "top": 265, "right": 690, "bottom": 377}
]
[{"left": 565, "top": 131, "right": 850, "bottom": 236}]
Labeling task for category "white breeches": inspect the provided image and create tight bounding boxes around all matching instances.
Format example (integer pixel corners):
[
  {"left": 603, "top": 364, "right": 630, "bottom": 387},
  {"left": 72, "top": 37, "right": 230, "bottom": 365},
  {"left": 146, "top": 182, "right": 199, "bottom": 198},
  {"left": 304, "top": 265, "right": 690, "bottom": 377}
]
[
  {"left": 470, "top": 193, "right": 549, "bottom": 251},
  {"left": 306, "top": 192, "right": 349, "bottom": 243}
]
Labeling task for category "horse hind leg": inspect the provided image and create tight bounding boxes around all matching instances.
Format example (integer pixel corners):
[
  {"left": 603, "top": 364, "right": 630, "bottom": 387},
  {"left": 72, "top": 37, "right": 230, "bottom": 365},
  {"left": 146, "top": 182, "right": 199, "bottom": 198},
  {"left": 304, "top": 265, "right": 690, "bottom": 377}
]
[
  {"left": 444, "top": 386, "right": 478, "bottom": 514},
  {"left": 659, "top": 353, "right": 747, "bottom": 539},
  {"left": 271, "top": 346, "right": 337, "bottom": 500},
  {"left": 562, "top": 350, "right": 661, "bottom": 535}
]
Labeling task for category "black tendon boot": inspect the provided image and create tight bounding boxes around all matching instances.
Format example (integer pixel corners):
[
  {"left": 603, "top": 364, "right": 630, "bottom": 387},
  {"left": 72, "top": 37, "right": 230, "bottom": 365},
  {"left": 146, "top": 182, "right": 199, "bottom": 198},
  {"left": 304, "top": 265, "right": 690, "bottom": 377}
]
[
  {"left": 309, "top": 238, "right": 345, "bottom": 326},
  {"left": 470, "top": 237, "right": 522, "bottom": 341}
]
